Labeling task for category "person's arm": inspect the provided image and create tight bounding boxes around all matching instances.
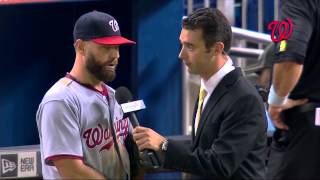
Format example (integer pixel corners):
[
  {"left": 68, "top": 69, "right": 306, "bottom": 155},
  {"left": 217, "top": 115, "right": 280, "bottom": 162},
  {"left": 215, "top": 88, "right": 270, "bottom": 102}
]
[
  {"left": 267, "top": 0, "right": 314, "bottom": 129},
  {"left": 270, "top": 61, "right": 305, "bottom": 108},
  {"left": 272, "top": 61, "right": 302, "bottom": 97},
  {"left": 257, "top": 43, "right": 275, "bottom": 89},
  {"left": 38, "top": 100, "right": 106, "bottom": 179},
  {"left": 134, "top": 94, "right": 266, "bottom": 178},
  {"left": 268, "top": 62, "right": 307, "bottom": 129},
  {"left": 133, "top": 127, "right": 166, "bottom": 151},
  {"left": 258, "top": 68, "right": 271, "bottom": 89},
  {"left": 166, "top": 95, "right": 266, "bottom": 177},
  {"left": 53, "top": 158, "right": 105, "bottom": 179}
]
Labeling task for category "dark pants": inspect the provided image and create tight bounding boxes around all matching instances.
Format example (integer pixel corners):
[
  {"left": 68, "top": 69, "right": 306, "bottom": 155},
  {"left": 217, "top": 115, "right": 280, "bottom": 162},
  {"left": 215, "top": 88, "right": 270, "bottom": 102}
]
[{"left": 267, "top": 103, "right": 320, "bottom": 180}]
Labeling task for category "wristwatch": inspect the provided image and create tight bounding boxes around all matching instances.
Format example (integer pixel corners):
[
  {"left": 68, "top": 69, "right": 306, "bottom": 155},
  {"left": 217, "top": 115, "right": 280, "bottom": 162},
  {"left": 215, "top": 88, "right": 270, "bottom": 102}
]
[{"left": 160, "top": 139, "right": 168, "bottom": 152}]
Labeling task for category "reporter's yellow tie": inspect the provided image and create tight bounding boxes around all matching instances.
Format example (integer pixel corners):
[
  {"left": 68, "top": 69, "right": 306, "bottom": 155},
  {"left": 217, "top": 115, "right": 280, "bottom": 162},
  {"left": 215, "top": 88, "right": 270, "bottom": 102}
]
[{"left": 194, "top": 85, "right": 207, "bottom": 134}]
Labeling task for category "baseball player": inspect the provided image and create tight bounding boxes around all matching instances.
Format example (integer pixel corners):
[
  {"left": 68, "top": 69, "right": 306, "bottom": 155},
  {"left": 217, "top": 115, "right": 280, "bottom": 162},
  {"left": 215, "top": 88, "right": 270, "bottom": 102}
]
[{"left": 36, "top": 11, "right": 136, "bottom": 179}]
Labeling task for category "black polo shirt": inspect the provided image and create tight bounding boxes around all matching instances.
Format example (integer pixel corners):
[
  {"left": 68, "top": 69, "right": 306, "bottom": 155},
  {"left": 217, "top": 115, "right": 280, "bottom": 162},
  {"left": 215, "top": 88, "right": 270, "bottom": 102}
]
[{"left": 274, "top": 0, "right": 320, "bottom": 102}]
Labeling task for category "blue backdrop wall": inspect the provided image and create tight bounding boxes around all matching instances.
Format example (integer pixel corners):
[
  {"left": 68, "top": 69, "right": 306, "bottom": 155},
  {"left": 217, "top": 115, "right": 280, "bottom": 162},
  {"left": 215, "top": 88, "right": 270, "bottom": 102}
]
[
  {"left": 133, "top": 0, "right": 183, "bottom": 137},
  {"left": 132, "top": 1, "right": 183, "bottom": 178}
]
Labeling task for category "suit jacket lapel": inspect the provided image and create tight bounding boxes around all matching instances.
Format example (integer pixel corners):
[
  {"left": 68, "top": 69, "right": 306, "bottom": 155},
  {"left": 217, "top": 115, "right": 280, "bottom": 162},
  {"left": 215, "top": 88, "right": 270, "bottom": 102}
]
[
  {"left": 191, "top": 98, "right": 198, "bottom": 141},
  {"left": 192, "top": 68, "right": 243, "bottom": 149}
]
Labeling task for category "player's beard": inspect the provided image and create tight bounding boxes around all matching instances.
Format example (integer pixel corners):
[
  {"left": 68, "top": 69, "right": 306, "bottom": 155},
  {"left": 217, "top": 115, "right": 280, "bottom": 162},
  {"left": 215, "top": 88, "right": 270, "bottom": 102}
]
[{"left": 85, "top": 53, "right": 117, "bottom": 83}]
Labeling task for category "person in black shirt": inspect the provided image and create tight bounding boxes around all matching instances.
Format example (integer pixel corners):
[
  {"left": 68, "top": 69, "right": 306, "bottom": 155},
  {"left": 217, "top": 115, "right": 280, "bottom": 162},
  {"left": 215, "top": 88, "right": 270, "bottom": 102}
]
[
  {"left": 267, "top": 0, "right": 320, "bottom": 179},
  {"left": 257, "top": 43, "right": 275, "bottom": 90}
]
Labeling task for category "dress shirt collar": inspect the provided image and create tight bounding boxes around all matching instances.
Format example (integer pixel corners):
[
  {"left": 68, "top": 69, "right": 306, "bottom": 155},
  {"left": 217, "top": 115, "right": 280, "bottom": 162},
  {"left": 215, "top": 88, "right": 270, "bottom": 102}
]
[{"left": 201, "top": 57, "right": 235, "bottom": 98}]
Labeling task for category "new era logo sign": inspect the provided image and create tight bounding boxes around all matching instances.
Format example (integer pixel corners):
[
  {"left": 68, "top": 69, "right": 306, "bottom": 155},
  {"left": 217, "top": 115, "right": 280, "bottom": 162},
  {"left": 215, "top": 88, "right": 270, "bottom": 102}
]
[
  {"left": 18, "top": 152, "right": 37, "bottom": 177},
  {"left": 2, "top": 159, "right": 16, "bottom": 174},
  {"left": 0, "top": 154, "right": 18, "bottom": 177},
  {"left": 109, "top": 20, "right": 119, "bottom": 32}
]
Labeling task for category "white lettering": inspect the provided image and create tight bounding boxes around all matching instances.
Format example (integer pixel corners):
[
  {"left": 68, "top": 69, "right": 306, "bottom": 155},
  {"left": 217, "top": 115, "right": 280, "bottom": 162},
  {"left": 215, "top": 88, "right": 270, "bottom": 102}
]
[{"left": 109, "top": 20, "right": 119, "bottom": 32}]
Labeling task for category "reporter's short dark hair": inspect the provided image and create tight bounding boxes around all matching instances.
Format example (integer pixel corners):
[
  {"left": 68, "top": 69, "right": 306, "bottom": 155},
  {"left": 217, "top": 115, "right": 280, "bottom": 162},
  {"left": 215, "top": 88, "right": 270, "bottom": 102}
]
[{"left": 182, "top": 8, "right": 232, "bottom": 52}]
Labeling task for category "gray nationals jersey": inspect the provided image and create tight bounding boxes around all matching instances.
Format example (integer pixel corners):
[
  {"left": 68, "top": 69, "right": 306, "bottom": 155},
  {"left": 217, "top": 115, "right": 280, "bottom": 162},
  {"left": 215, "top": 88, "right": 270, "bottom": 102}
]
[{"left": 36, "top": 77, "right": 130, "bottom": 179}]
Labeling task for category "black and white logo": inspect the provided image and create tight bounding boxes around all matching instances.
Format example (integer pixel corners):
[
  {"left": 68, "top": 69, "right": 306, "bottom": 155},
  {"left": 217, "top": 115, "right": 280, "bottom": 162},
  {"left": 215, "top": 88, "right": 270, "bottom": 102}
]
[
  {"left": 2, "top": 159, "right": 16, "bottom": 173},
  {"left": 1, "top": 154, "right": 18, "bottom": 177},
  {"left": 109, "top": 20, "right": 119, "bottom": 32}
]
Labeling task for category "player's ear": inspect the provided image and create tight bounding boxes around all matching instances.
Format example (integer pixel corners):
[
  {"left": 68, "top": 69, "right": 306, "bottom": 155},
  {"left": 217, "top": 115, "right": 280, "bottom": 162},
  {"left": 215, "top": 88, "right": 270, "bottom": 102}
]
[{"left": 74, "top": 39, "right": 85, "bottom": 55}]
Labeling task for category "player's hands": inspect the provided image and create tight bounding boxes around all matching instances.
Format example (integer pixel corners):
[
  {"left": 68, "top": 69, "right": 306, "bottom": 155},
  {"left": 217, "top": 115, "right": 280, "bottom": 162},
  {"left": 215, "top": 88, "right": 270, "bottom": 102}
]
[
  {"left": 133, "top": 126, "right": 166, "bottom": 151},
  {"left": 268, "top": 98, "right": 308, "bottom": 130}
]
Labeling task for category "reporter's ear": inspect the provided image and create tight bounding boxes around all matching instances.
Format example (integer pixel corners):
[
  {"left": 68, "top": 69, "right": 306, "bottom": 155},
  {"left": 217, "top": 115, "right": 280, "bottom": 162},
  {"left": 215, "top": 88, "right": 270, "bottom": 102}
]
[{"left": 214, "top": 42, "right": 225, "bottom": 55}]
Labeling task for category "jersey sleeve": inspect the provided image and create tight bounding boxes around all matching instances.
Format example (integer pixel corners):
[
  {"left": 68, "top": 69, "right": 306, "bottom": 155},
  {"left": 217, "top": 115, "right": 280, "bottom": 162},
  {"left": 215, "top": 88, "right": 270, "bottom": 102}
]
[
  {"left": 275, "top": 0, "right": 314, "bottom": 64},
  {"left": 38, "top": 100, "right": 83, "bottom": 165}
]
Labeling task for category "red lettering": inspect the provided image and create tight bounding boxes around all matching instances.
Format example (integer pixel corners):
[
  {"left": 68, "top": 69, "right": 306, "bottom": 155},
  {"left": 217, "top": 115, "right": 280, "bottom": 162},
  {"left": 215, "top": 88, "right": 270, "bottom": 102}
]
[
  {"left": 268, "top": 18, "right": 293, "bottom": 42},
  {"left": 82, "top": 119, "right": 130, "bottom": 152}
]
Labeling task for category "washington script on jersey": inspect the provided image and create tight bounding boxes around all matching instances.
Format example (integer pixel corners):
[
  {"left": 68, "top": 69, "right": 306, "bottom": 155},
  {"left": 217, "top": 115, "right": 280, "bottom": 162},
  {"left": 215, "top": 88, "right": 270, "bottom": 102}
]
[{"left": 82, "top": 117, "right": 129, "bottom": 152}]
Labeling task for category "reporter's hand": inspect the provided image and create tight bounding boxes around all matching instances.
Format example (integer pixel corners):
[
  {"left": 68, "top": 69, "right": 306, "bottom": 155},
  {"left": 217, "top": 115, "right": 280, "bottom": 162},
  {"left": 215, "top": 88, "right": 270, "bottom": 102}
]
[{"left": 133, "top": 126, "right": 166, "bottom": 151}]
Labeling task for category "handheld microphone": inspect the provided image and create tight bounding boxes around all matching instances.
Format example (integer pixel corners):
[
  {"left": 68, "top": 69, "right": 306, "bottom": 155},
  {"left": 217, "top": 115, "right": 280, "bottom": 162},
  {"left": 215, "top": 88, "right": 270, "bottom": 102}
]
[{"left": 115, "top": 86, "right": 161, "bottom": 168}]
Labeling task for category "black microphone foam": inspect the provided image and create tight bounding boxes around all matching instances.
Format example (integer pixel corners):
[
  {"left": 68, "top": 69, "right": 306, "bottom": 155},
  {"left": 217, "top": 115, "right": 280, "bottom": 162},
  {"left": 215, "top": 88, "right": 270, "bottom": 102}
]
[
  {"left": 115, "top": 86, "right": 133, "bottom": 104},
  {"left": 115, "top": 86, "right": 160, "bottom": 168},
  {"left": 115, "top": 86, "right": 139, "bottom": 127}
]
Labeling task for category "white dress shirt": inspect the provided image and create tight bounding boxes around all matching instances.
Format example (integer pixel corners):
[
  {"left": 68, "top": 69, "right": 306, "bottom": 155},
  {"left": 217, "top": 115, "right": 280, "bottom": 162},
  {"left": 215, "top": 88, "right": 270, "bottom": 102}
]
[{"left": 201, "top": 58, "right": 235, "bottom": 110}]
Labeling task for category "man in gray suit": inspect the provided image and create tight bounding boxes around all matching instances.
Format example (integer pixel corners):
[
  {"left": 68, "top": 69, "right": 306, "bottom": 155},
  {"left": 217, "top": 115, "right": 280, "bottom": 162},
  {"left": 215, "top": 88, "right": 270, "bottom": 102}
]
[{"left": 133, "top": 8, "right": 267, "bottom": 179}]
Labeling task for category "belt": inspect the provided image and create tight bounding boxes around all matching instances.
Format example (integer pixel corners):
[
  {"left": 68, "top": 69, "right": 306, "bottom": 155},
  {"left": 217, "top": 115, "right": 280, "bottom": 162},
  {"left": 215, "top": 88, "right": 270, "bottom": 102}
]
[
  {"left": 280, "top": 102, "right": 320, "bottom": 128},
  {"left": 284, "top": 102, "right": 320, "bottom": 114}
]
